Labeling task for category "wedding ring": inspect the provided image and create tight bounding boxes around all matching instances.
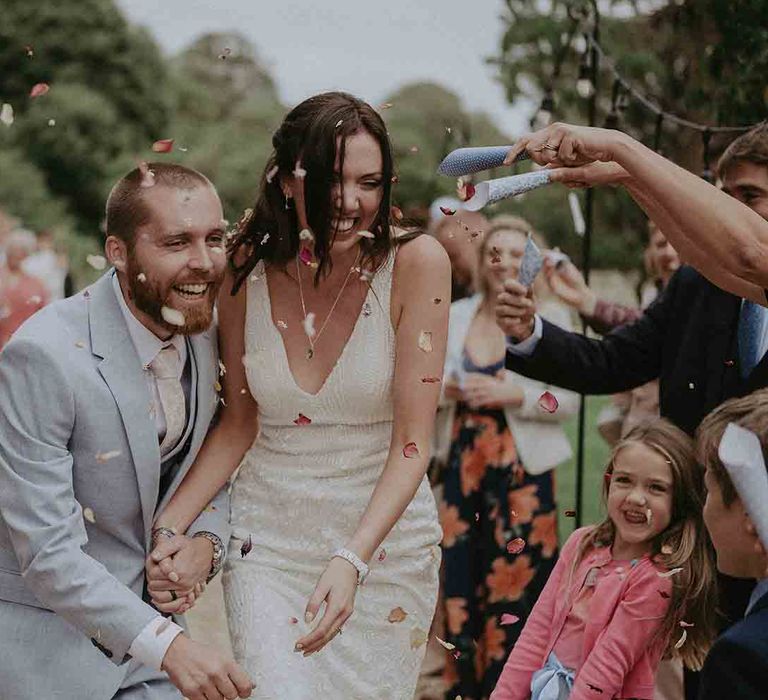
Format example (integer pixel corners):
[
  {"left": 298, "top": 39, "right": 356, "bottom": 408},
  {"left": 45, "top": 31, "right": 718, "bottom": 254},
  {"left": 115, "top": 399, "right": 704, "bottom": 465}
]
[{"left": 169, "top": 590, "right": 178, "bottom": 601}]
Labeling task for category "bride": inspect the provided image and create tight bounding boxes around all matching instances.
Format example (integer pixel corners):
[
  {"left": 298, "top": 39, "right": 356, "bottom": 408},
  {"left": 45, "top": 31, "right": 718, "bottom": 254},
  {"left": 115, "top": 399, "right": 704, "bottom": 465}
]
[{"left": 150, "top": 91, "right": 450, "bottom": 698}]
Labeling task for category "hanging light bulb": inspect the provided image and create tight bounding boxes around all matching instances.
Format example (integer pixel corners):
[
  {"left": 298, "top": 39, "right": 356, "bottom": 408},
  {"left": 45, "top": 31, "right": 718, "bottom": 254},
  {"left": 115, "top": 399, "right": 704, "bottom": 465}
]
[
  {"left": 533, "top": 89, "right": 555, "bottom": 130},
  {"left": 576, "top": 56, "right": 594, "bottom": 99}
]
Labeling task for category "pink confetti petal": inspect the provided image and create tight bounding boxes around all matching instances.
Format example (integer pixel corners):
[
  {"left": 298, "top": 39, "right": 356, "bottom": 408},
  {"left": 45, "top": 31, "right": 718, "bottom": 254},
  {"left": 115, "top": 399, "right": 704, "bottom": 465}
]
[
  {"left": 289, "top": 616, "right": 299, "bottom": 624},
  {"left": 293, "top": 413, "right": 312, "bottom": 426},
  {"left": 299, "top": 247, "right": 314, "bottom": 266},
  {"left": 500, "top": 613, "right": 520, "bottom": 626},
  {"left": 538, "top": 391, "right": 559, "bottom": 413},
  {"left": 29, "top": 82, "right": 49, "bottom": 98},
  {"left": 152, "top": 138, "right": 174, "bottom": 153},
  {"left": 506, "top": 537, "right": 525, "bottom": 555},
  {"left": 403, "top": 442, "right": 420, "bottom": 459},
  {"left": 440, "top": 206, "right": 456, "bottom": 216},
  {"left": 391, "top": 206, "right": 403, "bottom": 221}
]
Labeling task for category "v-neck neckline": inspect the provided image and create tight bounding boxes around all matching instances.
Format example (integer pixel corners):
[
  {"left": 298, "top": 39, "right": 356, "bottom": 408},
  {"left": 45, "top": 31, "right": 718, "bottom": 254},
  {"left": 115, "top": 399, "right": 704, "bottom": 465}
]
[{"left": 261, "top": 263, "right": 373, "bottom": 398}]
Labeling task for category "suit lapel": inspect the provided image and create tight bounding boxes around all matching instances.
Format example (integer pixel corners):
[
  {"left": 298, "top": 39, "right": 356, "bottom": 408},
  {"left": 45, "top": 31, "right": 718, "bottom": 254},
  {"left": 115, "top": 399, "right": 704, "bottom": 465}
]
[
  {"left": 89, "top": 272, "right": 161, "bottom": 544},
  {"left": 702, "top": 287, "right": 741, "bottom": 408},
  {"left": 155, "top": 330, "right": 217, "bottom": 516}
]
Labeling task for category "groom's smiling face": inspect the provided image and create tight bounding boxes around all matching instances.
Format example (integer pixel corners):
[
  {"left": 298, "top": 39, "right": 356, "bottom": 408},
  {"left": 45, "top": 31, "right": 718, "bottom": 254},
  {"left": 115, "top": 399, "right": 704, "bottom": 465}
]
[{"left": 111, "top": 183, "right": 227, "bottom": 339}]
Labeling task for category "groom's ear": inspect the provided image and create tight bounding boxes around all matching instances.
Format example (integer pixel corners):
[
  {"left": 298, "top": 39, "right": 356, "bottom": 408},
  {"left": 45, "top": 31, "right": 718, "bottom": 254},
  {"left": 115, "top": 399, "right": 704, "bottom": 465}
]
[{"left": 105, "top": 235, "right": 128, "bottom": 272}]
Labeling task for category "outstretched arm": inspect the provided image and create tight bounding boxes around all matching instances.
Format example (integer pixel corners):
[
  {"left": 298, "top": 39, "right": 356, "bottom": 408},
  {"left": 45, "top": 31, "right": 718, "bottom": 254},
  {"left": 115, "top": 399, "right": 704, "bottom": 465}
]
[
  {"left": 154, "top": 270, "right": 259, "bottom": 535},
  {"left": 508, "top": 124, "right": 768, "bottom": 300}
]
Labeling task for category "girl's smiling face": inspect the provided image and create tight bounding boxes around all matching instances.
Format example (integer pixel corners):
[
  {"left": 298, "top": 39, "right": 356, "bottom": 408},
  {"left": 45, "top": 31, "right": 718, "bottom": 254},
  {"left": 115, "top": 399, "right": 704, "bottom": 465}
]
[{"left": 607, "top": 442, "right": 674, "bottom": 559}]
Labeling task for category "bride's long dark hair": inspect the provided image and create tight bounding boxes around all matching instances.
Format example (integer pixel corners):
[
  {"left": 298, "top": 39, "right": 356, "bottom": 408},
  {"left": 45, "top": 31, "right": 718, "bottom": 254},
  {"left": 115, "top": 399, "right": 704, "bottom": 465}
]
[{"left": 229, "top": 91, "right": 399, "bottom": 293}]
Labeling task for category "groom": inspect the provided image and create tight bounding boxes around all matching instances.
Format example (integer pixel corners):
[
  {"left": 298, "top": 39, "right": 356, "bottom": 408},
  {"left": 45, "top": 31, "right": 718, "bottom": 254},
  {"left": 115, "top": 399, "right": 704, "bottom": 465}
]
[{"left": 0, "top": 163, "right": 252, "bottom": 699}]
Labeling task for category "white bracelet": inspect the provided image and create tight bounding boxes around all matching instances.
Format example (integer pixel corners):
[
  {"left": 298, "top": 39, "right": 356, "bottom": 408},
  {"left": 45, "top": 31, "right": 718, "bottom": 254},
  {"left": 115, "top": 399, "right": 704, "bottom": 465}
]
[{"left": 332, "top": 548, "right": 370, "bottom": 586}]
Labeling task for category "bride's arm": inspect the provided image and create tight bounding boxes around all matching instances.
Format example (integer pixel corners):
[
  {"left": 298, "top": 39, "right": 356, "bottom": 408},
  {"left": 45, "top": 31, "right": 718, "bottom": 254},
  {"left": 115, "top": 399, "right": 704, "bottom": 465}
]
[
  {"left": 155, "top": 270, "right": 259, "bottom": 534},
  {"left": 296, "top": 234, "right": 450, "bottom": 656}
]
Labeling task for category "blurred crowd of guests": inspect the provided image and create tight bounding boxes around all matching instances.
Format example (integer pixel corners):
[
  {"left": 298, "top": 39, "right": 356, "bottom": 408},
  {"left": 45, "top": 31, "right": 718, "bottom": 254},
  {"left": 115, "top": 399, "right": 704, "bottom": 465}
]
[{"left": 0, "top": 215, "right": 73, "bottom": 349}]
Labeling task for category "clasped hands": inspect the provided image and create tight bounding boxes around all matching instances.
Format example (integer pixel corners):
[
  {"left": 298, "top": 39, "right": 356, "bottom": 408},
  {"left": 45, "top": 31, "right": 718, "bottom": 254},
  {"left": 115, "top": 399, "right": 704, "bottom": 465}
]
[{"left": 146, "top": 533, "right": 214, "bottom": 614}]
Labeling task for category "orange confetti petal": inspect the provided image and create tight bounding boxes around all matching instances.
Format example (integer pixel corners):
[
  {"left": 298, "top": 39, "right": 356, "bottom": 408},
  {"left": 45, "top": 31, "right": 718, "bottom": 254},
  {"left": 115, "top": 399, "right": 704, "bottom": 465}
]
[{"left": 388, "top": 607, "right": 408, "bottom": 623}]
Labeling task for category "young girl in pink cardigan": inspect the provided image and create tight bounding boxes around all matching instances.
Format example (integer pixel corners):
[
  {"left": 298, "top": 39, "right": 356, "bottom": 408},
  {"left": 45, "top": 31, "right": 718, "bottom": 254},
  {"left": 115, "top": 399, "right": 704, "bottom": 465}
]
[{"left": 491, "top": 419, "right": 717, "bottom": 700}]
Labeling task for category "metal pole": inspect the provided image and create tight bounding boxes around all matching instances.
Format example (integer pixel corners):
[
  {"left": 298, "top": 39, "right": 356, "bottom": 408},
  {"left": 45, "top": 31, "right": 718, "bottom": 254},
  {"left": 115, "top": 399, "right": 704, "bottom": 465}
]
[{"left": 575, "top": 3, "right": 599, "bottom": 529}]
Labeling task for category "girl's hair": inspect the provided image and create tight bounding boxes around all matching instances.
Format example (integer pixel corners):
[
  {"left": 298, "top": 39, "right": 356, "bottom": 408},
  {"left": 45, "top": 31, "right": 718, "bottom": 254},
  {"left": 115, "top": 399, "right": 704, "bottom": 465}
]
[
  {"left": 478, "top": 215, "right": 551, "bottom": 300},
  {"left": 572, "top": 419, "right": 717, "bottom": 670},
  {"left": 228, "top": 91, "right": 400, "bottom": 293}
]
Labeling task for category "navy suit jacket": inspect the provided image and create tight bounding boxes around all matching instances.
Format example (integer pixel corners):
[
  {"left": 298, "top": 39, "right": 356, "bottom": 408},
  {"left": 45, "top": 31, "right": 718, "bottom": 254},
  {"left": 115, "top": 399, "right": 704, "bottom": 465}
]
[
  {"left": 505, "top": 265, "right": 768, "bottom": 437},
  {"left": 699, "top": 591, "right": 768, "bottom": 700}
]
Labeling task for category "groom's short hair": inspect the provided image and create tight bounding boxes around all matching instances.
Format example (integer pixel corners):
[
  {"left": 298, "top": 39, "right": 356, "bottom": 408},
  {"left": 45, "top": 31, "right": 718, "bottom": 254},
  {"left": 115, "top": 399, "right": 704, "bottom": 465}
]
[
  {"left": 106, "top": 163, "right": 214, "bottom": 246},
  {"left": 718, "top": 124, "right": 768, "bottom": 180}
]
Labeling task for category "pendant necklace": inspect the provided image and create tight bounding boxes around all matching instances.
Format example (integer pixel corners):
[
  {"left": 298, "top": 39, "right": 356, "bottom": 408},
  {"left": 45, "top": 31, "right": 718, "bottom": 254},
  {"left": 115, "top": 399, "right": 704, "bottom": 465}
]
[{"left": 296, "top": 251, "right": 361, "bottom": 360}]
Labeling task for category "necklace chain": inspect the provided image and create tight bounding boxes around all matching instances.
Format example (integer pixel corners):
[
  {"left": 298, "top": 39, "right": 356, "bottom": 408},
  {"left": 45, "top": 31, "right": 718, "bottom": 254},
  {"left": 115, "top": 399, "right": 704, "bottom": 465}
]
[{"left": 296, "top": 251, "right": 360, "bottom": 359}]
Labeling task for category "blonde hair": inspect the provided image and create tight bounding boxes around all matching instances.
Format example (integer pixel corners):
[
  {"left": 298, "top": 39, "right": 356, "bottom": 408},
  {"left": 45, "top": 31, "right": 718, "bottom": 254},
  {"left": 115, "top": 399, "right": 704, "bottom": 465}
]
[
  {"left": 478, "top": 215, "right": 551, "bottom": 299},
  {"left": 572, "top": 419, "right": 717, "bottom": 670}
]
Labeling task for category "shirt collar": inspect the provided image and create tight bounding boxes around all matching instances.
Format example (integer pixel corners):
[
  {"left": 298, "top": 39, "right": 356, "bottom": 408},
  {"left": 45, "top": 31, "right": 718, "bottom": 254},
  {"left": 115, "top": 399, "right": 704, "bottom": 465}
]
[
  {"left": 746, "top": 577, "right": 768, "bottom": 616},
  {"left": 112, "top": 271, "right": 186, "bottom": 370}
]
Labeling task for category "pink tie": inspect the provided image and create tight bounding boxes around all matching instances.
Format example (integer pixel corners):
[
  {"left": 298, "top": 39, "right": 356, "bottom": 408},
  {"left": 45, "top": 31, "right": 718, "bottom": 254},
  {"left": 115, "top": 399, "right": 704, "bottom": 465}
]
[{"left": 150, "top": 345, "right": 185, "bottom": 456}]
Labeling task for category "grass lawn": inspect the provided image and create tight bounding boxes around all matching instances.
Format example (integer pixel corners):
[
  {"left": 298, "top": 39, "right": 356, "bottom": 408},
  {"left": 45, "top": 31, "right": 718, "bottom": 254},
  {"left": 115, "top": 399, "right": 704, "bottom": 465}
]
[{"left": 555, "top": 395, "right": 613, "bottom": 541}]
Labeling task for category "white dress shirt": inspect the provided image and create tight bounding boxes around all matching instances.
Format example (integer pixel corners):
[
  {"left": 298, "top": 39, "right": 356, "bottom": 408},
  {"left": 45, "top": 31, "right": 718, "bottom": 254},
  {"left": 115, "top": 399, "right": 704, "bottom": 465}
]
[{"left": 112, "top": 272, "right": 185, "bottom": 670}]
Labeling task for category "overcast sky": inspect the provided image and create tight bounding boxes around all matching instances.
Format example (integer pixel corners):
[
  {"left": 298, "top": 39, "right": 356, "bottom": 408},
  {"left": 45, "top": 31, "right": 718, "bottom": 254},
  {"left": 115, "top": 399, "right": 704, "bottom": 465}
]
[{"left": 117, "top": 0, "right": 533, "bottom": 138}]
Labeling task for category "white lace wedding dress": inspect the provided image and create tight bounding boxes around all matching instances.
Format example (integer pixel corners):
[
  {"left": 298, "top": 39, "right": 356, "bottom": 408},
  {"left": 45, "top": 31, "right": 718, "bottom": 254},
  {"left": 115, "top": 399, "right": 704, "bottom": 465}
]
[{"left": 223, "top": 253, "right": 442, "bottom": 699}]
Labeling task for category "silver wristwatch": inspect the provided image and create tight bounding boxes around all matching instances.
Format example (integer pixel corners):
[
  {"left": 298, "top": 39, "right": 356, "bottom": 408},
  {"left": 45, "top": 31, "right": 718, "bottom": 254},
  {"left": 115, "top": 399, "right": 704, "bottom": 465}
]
[
  {"left": 332, "top": 547, "right": 370, "bottom": 586},
  {"left": 193, "top": 531, "right": 224, "bottom": 582}
]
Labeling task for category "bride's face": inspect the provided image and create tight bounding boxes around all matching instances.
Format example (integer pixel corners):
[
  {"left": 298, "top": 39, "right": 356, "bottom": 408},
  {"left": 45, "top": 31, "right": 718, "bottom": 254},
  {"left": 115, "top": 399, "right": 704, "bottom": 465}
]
[{"left": 328, "top": 130, "right": 384, "bottom": 256}]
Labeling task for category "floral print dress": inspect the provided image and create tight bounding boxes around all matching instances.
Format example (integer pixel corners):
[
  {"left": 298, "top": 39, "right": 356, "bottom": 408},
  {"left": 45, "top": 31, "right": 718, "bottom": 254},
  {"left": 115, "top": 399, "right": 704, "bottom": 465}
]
[{"left": 440, "top": 353, "right": 559, "bottom": 700}]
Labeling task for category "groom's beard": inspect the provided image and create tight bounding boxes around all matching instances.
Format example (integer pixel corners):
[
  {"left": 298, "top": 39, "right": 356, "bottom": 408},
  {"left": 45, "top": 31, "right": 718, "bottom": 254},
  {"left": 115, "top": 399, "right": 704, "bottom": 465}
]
[{"left": 125, "top": 248, "right": 221, "bottom": 336}]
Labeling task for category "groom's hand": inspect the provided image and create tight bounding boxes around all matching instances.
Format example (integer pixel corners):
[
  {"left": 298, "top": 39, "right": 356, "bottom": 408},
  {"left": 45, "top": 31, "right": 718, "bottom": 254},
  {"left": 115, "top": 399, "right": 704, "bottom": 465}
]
[{"left": 162, "top": 634, "right": 253, "bottom": 700}]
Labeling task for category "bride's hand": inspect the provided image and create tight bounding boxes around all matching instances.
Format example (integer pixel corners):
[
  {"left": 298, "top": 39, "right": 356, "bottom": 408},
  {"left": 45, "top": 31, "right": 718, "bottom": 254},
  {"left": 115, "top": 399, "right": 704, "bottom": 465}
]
[{"left": 295, "top": 557, "right": 358, "bottom": 656}]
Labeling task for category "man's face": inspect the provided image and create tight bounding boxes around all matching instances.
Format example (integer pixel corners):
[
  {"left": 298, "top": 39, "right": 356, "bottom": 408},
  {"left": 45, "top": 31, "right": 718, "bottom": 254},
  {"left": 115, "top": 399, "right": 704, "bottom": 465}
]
[
  {"left": 721, "top": 160, "right": 768, "bottom": 221},
  {"left": 703, "top": 466, "right": 761, "bottom": 577},
  {"left": 113, "top": 184, "right": 227, "bottom": 338}
]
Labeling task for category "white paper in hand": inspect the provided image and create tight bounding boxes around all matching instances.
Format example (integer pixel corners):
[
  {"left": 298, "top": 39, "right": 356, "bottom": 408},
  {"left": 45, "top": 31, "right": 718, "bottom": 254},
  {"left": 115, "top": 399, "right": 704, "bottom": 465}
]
[
  {"left": 518, "top": 234, "right": 544, "bottom": 287},
  {"left": 719, "top": 422, "right": 768, "bottom": 551}
]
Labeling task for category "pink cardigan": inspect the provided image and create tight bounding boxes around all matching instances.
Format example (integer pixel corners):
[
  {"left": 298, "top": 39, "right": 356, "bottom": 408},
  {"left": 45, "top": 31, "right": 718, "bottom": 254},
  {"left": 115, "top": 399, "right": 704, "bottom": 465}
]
[{"left": 491, "top": 527, "right": 672, "bottom": 700}]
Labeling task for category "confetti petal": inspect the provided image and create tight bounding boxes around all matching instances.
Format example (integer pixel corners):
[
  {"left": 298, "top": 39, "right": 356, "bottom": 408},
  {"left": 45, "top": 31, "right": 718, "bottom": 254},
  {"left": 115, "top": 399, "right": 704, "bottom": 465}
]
[
  {"left": 564, "top": 509, "right": 577, "bottom": 518},
  {"left": 266, "top": 165, "right": 279, "bottom": 184},
  {"left": 440, "top": 206, "right": 456, "bottom": 216},
  {"left": 299, "top": 247, "right": 314, "bottom": 266},
  {"left": 421, "top": 376, "right": 442, "bottom": 384},
  {"left": 391, "top": 206, "right": 403, "bottom": 221},
  {"left": 410, "top": 627, "right": 428, "bottom": 649},
  {"left": 137, "top": 273, "right": 147, "bottom": 283},
  {"left": 379, "top": 102, "right": 393, "bottom": 110},
  {"left": 293, "top": 163, "right": 307, "bottom": 178},
  {"left": 240, "top": 535, "right": 253, "bottom": 558},
  {"left": 377, "top": 548, "right": 387, "bottom": 562},
  {"left": 260, "top": 232, "right": 270, "bottom": 245},
  {"left": 356, "top": 230, "right": 375, "bottom": 239},
  {"left": 0, "top": 103, "right": 14, "bottom": 127},
  {"left": 506, "top": 537, "right": 525, "bottom": 555},
  {"left": 417, "top": 331, "right": 433, "bottom": 353},
  {"left": 679, "top": 620, "right": 695, "bottom": 628},
  {"left": 86, "top": 254, "right": 107, "bottom": 271},
  {"left": 335, "top": 119, "right": 343, "bottom": 128},
  {"left": 661, "top": 544, "right": 674, "bottom": 555},
  {"left": 152, "top": 139, "right": 174, "bottom": 153},
  {"left": 435, "top": 636, "right": 456, "bottom": 651},
  {"left": 289, "top": 616, "right": 299, "bottom": 624},
  {"left": 303, "top": 311, "right": 316, "bottom": 339},
  {"left": 95, "top": 450, "right": 121, "bottom": 463},
  {"left": 293, "top": 413, "right": 312, "bottom": 426},
  {"left": 657, "top": 567, "right": 683, "bottom": 578},
  {"left": 457, "top": 180, "right": 476, "bottom": 202},
  {"left": 299, "top": 228, "right": 314, "bottom": 242},
  {"left": 29, "top": 82, "right": 49, "bottom": 98},
  {"left": 83, "top": 507, "right": 96, "bottom": 524},
  {"left": 433, "top": 298, "right": 442, "bottom": 305},
  {"left": 277, "top": 320, "right": 288, "bottom": 329},
  {"left": 538, "top": 391, "right": 559, "bottom": 413},
  {"left": 160, "top": 306, "right": 186, "bottom": 327},
  {"left": 218, "top": 47, "right": 232, "bottom": 60},
  {"left": 674, "top": 628, "right": 687, "bottom": 649},
  {"left": 403, "top": 442, "right": 420, "bottom": 459},
  {"left": 500, "top": 613, "right": 520, "bottom": 626},
  {"left": 388, "top": 607, "right": 408, "bottom": 623},
  {"left": 658, "top": 590, "right": 671, "bottom": 599}
]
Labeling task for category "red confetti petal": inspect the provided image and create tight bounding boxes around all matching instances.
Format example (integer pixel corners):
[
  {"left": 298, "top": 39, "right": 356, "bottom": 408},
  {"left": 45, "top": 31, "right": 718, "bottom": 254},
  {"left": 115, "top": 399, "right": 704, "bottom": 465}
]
[
  {"left": 377, "top": 548, "right": 387, "bottom": 562},
  {"left": 289, "top": 616, "right": 299, "bottom": 624},
  {"left": 299, "top": 247, "right": 313, "bottom": 266},
  {"left": 29, "top": 82, "right": 49, "bottom": 98},
  {"left": 293, "top": 413, "right": 312, "bottom": 426},
  {"left": 506, "top": 537, "right": 525, "bottom": 555},
  {"left": 152, "top": 138, "right": 174, "bottom": 153},
  {"left": 421, "top": 376, "right": 442, "bottom": 384},
  {"left": 440, "top": 206, "right": 456, "bottom": 216},
  {"left": 240, "top": 535, "right": 253, "bottom": 558},
  {"left": 538, "top": 391, "right": 559, "bottom": 413},
  {"left": 500, "top": 613, "right": 520, "bottom": 626},
  {"left": 403, "top": 442, "right": 420, "bottom": 458}
]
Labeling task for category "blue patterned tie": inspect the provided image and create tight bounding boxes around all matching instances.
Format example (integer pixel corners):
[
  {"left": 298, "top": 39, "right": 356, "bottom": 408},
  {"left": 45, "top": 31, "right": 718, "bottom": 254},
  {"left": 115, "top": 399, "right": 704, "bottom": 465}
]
[{"left": 739, "top": 300, "right": 766, "bottom": 379}]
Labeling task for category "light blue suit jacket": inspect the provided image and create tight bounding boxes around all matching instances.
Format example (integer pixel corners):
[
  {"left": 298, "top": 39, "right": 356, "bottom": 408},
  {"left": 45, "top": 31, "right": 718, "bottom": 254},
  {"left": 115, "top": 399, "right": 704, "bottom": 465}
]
[{"left": 0, "top": 271, "right": 230, "bottom": 699}]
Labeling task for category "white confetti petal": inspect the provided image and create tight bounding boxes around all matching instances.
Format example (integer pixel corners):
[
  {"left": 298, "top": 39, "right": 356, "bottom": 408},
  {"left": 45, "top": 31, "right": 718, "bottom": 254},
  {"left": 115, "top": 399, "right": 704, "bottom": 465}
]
[
  {"left": 86, "top": 254, "right": 107, "bottom": 271},
  {"left": 95, "top": 450, "right": 121, "bottom": 463},
  {"left": 83, "top": 507, "right": 96, "bottom": 524},
  {"left": 657, "top": 567, "right": 684, "bottom": 579},
  {"left": 302, "top": 312, "right": 316, "bottom": 339},
  {"left": 674, "top": 628, "right": 687, "bottom": 649},
  {"left": 0, "top": 103, "right": 14, "bottom": 127},
  {"left": 356, "top": 230, "right": 375, "bottom": 239},
  {"left": 435, "top": 636, "right": 456, "bottom": 651},
  {"left": 161, "top": 306, "right": 186, "bottom": 327},
  {"left": 266, "top": 165, "right": 279, "bottom": 184}
]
